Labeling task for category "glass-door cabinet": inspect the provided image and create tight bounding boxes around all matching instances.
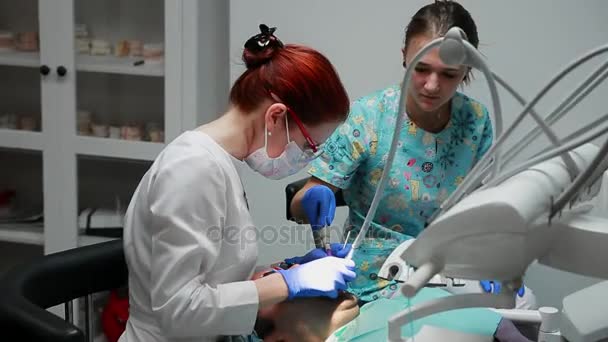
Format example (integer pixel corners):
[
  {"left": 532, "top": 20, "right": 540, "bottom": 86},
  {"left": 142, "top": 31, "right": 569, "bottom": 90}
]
[
  {"left": 0, "top": 0, "right": 229, "bottom": 257},
  {"left": 0, "top": 0, "right": 45, "bottom": 258},
  {"left": 1, "top": 0, "right": 229, "bottom": 337}
]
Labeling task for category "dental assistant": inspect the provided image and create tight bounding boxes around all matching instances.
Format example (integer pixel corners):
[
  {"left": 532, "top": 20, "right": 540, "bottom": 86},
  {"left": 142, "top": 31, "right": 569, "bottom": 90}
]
[
  {"left": 290, "top": 1, "right": 494, "bottom": 304},
  {"left": 289, "top": 0, "right": 536, "bottom": 320},
  {"left": 119, "top": 25, "right": 355, "bottom": 342}
]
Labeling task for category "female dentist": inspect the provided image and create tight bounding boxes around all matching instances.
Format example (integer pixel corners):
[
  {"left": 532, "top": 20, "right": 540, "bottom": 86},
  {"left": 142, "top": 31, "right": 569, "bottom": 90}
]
[{"left": 119, "top": 25, "right": 356, "bottom": 342}]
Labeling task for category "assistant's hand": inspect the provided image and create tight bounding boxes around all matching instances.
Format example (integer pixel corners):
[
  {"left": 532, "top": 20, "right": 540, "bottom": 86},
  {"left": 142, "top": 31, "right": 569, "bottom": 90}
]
[
  {"left": 480, "top": 280, "right": 525, "bottom": 297},
  {"left": 301, "top": 185, "right": 336, "bottom": 231},
  {"left": 284, "top": 243, "right": 352, "bottom": 265},
  {"left": 277, "top": 257, "right": 356, "bottom": 300}
]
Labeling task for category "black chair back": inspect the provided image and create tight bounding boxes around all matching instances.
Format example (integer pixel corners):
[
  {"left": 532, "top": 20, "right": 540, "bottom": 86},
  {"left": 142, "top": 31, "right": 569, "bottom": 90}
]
[{"left": 0, "top": 239, "right": 127, "bottom": 342}]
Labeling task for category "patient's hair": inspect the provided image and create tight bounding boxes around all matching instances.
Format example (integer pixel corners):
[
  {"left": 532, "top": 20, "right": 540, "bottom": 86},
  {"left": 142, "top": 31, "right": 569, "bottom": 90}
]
[
  {"left": 229, "top": 24, "right": 350, "bottom": 126},
  {"left": 254, "top": 316, "right": 274, "bottom": 339},
  {"left": 404, "top": 0, "right": 479, "bottom": 83}
]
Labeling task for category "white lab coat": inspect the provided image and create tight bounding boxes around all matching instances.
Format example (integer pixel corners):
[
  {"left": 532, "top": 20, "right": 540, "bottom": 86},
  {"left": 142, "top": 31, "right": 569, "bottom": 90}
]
[{"left": 119, "top": 131, "right": 259, "bottom": 342}]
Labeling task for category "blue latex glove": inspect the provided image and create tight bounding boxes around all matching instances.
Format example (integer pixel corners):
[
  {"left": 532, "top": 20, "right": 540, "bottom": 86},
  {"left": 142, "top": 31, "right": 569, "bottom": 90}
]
[
  {"left": 277, "top": 257, "right": 357, "bottom": 300},
  {"left": 284, "top": 243, "right": 352, "bottom": 264},
  {"left": 480, "top": 280, "right": 525, "bottom": 297},
  {"left": 301, "top": 185, "right": 336, "bottom": 231}
]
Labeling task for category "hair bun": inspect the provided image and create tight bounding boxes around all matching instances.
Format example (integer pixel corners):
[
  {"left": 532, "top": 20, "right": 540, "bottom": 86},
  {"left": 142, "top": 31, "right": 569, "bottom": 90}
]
[{"left": 243, "top": 24, "right": 284, "bottom": 69}]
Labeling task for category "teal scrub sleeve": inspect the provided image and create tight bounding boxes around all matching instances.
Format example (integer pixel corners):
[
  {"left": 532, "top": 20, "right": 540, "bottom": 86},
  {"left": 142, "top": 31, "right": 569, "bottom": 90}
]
[{"left": 308, "top": 100, "right": 377, "bottom": 189}]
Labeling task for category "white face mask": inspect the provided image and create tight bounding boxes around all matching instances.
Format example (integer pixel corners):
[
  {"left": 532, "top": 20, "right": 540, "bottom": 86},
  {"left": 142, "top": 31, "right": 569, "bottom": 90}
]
[{"left": 245, "top": 119, "right": 320, "bottom": 180}]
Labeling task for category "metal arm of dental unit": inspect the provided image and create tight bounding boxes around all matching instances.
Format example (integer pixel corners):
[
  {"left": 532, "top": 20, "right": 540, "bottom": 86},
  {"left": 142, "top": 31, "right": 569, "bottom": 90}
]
[
  {"left": 384, "top": 143, "right": 608, "bottom": 342},
  {"left": 340, "top": 26, "right": 608, "bottom": 341}
]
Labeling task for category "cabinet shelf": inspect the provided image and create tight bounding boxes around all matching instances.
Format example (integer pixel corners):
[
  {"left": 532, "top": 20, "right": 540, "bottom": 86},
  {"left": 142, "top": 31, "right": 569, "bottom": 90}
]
[
  {"left": 0, "top": 223, "right": 44, "bottom": 245},
  {"left": 0, "top": 51, "right": 163, "bottom": 77},
  {"left": 0, "top": 50, "right": 40, "bottom": 68},
  {"left": 77, "top": 55, "right": 164, "bottom": 77},
  {"left": 0, "top": 129, "right": 43, "bottom": 151},
  {"left": 74, "top": 135, "right": 164, "bottom": 161}
]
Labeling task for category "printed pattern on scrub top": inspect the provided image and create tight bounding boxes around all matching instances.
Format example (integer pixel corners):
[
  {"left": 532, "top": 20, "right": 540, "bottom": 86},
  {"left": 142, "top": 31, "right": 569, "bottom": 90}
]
[{"left": 308, "top": 85, "right": 493, "bottom": 303}]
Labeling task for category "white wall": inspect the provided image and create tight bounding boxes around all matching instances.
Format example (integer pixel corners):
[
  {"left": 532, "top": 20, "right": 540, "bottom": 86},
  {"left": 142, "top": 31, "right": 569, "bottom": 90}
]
[
  {"left": 196, "top": 0, "right": 230, "bottom": 126},
  {"left": 228, "top": 0, "right": 608, "bottom": 308}
]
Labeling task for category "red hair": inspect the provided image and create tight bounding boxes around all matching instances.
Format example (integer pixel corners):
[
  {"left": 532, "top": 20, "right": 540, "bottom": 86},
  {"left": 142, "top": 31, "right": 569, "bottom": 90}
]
[{"left": 229, "top": 44, "right": 349, "bottom": 126}]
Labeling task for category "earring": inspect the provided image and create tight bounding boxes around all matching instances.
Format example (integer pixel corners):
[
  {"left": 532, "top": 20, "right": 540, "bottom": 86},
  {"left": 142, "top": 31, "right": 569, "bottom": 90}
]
[{"left": 268, "top": 131, "right": 272, "bottom": 136}]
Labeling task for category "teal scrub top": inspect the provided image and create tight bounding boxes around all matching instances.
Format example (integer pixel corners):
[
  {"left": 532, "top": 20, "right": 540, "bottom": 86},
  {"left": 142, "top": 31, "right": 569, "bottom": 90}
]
[{"left": 308, "top": 84, "right": 494, "bottom": 301}]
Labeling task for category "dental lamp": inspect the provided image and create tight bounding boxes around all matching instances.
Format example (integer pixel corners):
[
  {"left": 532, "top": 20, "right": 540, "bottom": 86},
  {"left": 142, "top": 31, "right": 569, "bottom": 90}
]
[{"left": 344, "top": 26, "right": 608, "bottom": 341}]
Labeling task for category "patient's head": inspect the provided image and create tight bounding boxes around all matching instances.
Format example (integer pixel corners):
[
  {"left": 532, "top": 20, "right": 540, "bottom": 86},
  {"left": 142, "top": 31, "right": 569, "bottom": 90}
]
[
  {"left": 259, "top": 292, "right": 359, "bottom": 342},
  {"left": 252, "top": 268, "right": 360, "bottom": 341}
]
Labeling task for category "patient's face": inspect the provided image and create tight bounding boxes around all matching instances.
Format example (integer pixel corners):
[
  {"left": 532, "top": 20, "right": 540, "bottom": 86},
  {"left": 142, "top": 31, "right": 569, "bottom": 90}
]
[
  {"left": 252, "top": 268, "right": 360, "bottom": 342},
  {"left": 260, "top": 292, "right": 359, "bottom": 342}
]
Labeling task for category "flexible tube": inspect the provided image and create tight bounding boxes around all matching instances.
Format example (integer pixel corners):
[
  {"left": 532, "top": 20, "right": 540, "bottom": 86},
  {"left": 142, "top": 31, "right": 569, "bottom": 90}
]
[
  {"left": 435, "top": 44, "right": 608, "bottom": 220},
  {"left": 509, "top": 113, "right": 608, "bottom": 204},
  {"left": 503, "top": 60, "right": 608, "bottom": 166},
  {"left": 551, "top": 135, "right": 608, "bottom": 217},
  {"left": 464, "top": 40, "right": 504, "bottom": 178},
  {"left": 346, "top": 38, "right": 444, "bottom": 258},
  {"left": 534, "top": 113, "right": 608, "bottom": 157},
  {"left": 492, "top": 72, "right": 579, "bottom": 178},
  {"left": 443, "top": 45, "right": 608, "bottom": 213},
  {"left": 482, "top": 118, "right": 608, "bottom": 190}
]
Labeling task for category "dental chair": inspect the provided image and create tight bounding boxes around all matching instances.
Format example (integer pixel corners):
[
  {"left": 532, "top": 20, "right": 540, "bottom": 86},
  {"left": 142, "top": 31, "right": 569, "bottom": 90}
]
[
  {"left": 0, "top": 239, "right": 127, "bottom": 342},
  {"left": 284, "top": 179, "right": 545, "bottom": 341}
]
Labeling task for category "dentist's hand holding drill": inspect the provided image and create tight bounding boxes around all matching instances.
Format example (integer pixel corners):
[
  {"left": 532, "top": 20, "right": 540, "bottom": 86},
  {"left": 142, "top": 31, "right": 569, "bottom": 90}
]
[
  {"left": 276, "top": 184, "right": 356, "bottom": 300},
  {"left": 286, "top": 183, "right": 352, "bottom": 264}
]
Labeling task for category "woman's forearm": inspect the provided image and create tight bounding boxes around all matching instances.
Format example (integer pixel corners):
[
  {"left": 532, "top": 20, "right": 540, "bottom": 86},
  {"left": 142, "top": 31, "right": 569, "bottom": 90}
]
[{"left": 254, "top": 273, "right": 289, "bottom": 308}]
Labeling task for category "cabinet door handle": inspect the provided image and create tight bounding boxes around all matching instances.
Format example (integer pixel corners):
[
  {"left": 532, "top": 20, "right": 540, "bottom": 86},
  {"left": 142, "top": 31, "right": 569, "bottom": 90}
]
[
  {"left": 57, "top": 66, "right": 68, "bottom": 77},
  {"left": 40, "top": 65, "right": 51, "bottom": 76}
]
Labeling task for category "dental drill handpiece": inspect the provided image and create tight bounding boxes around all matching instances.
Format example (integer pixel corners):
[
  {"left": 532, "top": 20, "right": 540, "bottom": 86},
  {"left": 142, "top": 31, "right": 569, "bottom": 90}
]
[{"left": 313, "top": 226, "right": 332, "bottom": 256}]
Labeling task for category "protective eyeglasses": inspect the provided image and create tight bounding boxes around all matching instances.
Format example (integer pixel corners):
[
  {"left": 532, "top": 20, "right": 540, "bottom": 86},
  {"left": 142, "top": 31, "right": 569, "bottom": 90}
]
[
  {"left": 285, "top": 107, "right": 325, "bottom": 161},
  {"left": 269, "top": 92, "right": 324, "bottom": 161}
]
